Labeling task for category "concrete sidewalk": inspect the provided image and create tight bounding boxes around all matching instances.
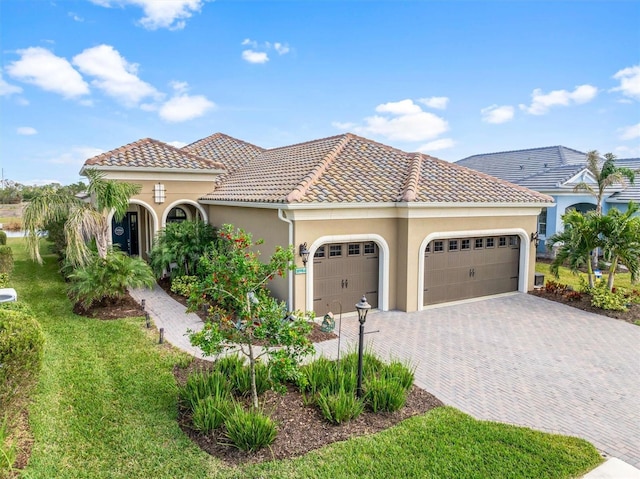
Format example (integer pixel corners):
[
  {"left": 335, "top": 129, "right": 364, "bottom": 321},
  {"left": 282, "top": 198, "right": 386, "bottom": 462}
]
[{"left": 130, "top": 286, "right": 640, "bottom": 475}]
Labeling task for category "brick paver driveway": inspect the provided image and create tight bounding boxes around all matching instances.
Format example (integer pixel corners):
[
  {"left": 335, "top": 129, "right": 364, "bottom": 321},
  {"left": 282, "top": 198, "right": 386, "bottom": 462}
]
[{"left": 317, "top": 293, "right": 640, "bottom": 467}]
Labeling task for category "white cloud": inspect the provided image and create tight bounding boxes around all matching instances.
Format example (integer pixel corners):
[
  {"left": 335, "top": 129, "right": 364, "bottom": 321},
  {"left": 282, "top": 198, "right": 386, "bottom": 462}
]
[
  {"left": 240, "top": 39, "right": 290, "bottom": 63},
  {"left": 69, "top": 12, "right": 84, "bottom": 21},
  {"left": 519, "top": 84, "right": 598, "bottom": 115},
  {"left": 615, "top": 145, "right": 640, "bottom": 156},
  {"left": 619, "top": 123, "right": 640, "bottom": 141},
  {"left": 481, "top": 104, "right": 515, "bottom": 124},
  {"left": 7, "top": 47, "right": 90, "bottom": 99},
  {"left": 418, "top": 96, "right": 449, "bottom": 110},
  {"left": 17, "top": 126, "right": 37, "bottom": 135},
  {"left": 159, "top": 94, "right": 215, "bottom": 122},
  {"left": 0, "top": 74, "right": 22, "bottom": 96},
  {"left": 170, "top": 80, "right": 189, "bottom": 93},
  {"left": 352, "top": 99, "right": 449, "bottom": 142},
  {"left": 168, "top": 140, "right": 188, "bottom": 148},
  {"left": 50, "top": 146, "right": 105, "bottom": 166},
  {"left": 611, "top": 65, "right": 640, "bottom": 101},
  {"left": 73, "top": 44, "right": 160, "bottom": 106},
  {"left": 417, "top": 138, "right": 455, "bottom": 152},
  {"left": 274, "top": 42, "right": 290, "bottom": 55},
  {"left": 89, "top": 0, "right": 205, "bottom": 30},
  {"left": 242, "top": 50, "right": 269, "bottom": 64}
]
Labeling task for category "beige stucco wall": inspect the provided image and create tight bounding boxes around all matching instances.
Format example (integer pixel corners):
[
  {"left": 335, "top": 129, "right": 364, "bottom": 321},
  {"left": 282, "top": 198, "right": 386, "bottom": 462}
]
[{"left": 205, "top": 205, "right": 290, "bottom": 302}]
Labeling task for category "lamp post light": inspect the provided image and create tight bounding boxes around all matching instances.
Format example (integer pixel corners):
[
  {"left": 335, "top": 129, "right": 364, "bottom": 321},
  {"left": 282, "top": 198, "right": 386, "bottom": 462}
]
[{"left": 355, "top": 295, "right": 371, "bottom": 399}]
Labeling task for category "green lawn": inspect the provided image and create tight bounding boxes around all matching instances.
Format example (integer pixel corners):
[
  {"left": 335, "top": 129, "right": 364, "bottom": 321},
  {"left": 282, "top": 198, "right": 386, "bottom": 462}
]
[
  {"left": 8, "top": 238, "right": 603, "bottom": 478},
  {"left": 536, "top": 261, "right": 636, "bottom": 290}
]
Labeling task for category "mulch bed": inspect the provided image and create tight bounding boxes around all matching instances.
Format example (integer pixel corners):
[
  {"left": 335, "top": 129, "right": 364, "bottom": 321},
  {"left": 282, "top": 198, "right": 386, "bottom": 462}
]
[{"left": 174, "top": 358, "right": 443, "bottom": 466}]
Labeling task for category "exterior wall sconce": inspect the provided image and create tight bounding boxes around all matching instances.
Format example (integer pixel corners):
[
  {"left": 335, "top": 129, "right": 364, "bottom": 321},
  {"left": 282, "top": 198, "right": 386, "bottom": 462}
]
[
  {"left": 299, "top": 242, "right": 310, "bottom": 265},
  {"left": 355, "top": 295, "right": 371, "bottom": 398},
  {"left": 530, "top": 231, "right": 540, "bottom": 248},
  {"left": 154, "top": 183, "right": 166, "bottom": 204}
]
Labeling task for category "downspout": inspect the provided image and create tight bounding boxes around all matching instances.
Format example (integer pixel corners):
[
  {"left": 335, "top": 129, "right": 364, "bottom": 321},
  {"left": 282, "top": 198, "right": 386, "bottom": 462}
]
[{"left": 278, "top": 209, "right": 294, "bottom": 310}]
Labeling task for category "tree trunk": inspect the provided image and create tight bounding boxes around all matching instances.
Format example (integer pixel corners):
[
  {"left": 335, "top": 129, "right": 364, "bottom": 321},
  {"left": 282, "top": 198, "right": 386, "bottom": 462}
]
[
  {"left": 607, "top": 257, "right": 618, "bottom": 292},
  {"left": 248, "top": 342, "right": 259, "bottom": 409},
  {"left": 586, "top": 256, "right": 595, "bottom": 288},
  {"left": 96, "top": 220, "right": 109, "bottom": 260}
]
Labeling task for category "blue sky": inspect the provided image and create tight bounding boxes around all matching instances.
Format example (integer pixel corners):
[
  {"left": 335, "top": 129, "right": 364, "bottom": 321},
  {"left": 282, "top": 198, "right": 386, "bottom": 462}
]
[{"left": 1, "top": 0, "right": 639, "bottom": 186}]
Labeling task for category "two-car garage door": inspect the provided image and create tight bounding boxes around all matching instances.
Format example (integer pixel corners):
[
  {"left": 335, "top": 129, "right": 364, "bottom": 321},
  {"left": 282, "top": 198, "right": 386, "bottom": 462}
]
[{"left": 423, "top": 235, "right": 520, "bottom": 306}]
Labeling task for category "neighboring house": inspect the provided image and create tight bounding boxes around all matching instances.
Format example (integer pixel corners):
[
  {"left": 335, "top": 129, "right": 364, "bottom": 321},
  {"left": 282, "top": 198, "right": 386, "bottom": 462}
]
[
  {"left": 80, "top": 133, "right": 552, "bottom": 315},
  {"left": 457, "top": 147, "right": 640, "bottom": 255}
]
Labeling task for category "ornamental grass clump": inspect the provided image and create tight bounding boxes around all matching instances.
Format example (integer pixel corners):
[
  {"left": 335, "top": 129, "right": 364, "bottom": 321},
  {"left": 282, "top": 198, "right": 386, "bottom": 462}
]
[
  {"left": 381, "top": 360, "right": 415, "bottom": 392},
  {"left": 316, "top": 387, "right": 364, "bottom": 424},
  {"left": 192, "top": 395, "right": 234, "bottom": 434},
  {"left": 365, "top": 376, "right": 407, "bottom": 413},
  {"left": 223, "top": 404, "right": 277, "bottom": 452},
  {"left": 179, "top": 369, "right": 231, "bottom": 413}
]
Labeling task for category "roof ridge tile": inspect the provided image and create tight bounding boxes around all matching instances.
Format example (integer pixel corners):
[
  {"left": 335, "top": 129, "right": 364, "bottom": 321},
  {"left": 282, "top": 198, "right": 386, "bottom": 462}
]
[
  {"left": 400, "top": 153, "right": 422, "bottom": 202},
  {"left": 285, "top": 134, "right": 352, "bottom": 202}
]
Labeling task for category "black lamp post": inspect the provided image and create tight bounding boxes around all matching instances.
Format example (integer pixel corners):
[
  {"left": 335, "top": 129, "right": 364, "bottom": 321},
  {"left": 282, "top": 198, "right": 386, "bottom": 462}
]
[{"left": 355, "top": 295, "right": 371, "bottom": 398}]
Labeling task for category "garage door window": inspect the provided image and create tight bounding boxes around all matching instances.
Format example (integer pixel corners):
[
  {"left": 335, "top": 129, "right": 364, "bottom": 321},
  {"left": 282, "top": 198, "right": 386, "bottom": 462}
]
[
  {"left": 314, "top": 246, "right": 325, "bottom": 258},
  {"left": 486, "top": 238, "right": 495, "bottom": 248},
  {"left": 449, "top": 240, "right": 458, "bottom": 251},
  {"left": 499, "top": 236, "right": 507, "bottom": 247},
  {"left": 461, "top": 239, "right": 470, "bottom": 250},
  {"left": 329, "top": 245, "right": 342, "bottom": 257},
  {"left": 434, "top": 241, "right": 444, "bottom": 252},
  {"left": 348, "top": 244, "right": 361, "bottom": 256},
  {"left": 475, "top": 238, "right": 483, "bottom": 249},
  {"left": 364, "top": 242, "right": 376, "bottom": 255},
  {"left": 510, "top": 236, "right": 519, "bottom": 247}
]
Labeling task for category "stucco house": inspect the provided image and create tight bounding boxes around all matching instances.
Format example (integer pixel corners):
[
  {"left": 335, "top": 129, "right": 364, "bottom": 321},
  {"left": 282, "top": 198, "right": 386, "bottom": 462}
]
[
  {"left": 456, "top": 147, "right": 640, "bottom": 255},
  {"left": 80, "top": 133, "right": 552, "bottom": 315}
]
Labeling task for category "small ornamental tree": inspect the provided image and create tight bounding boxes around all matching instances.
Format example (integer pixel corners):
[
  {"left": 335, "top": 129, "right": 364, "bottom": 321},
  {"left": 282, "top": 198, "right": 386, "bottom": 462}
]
[{"left": 188, "top": 224, "right": 314, "bottom": 408}]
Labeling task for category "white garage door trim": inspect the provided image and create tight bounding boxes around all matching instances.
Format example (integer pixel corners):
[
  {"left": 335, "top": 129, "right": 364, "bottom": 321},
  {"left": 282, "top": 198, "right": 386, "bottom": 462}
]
[
  {"left": 418, "top": 228, "right": 530, "bottom": 311},
  {"left": 306, "top": 234, "right": 390, "bottom": 313}
]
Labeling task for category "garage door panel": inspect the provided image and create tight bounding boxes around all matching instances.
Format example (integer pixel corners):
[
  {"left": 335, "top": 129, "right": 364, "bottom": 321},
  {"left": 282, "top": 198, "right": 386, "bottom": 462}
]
[
  {"left": 424, "top": 235, "right": 520, "bottom": 306},
  {"left": 314, "top": 242, "right": 379, "bottom": 316}
]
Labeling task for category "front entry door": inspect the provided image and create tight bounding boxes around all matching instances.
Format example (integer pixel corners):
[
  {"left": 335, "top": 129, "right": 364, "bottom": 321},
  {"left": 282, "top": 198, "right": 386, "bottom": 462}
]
[{"left": 111, "top": 212, "right": 139, "bottom": 256}]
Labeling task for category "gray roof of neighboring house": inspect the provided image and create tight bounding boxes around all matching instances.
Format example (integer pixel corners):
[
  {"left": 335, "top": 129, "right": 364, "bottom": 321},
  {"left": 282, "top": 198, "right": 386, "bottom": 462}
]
[
  {"left": 201, "top": 133, "right": 553, "bottom": 205},
  {"left": 456, "top": 146, "right": 588, "bottom": 185},
  {"left": 607, "top": 158, "right": 640, "bottom": 203}
]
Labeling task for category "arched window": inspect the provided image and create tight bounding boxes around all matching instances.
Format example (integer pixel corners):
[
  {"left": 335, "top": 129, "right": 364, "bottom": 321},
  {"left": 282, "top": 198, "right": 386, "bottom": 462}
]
[
  {"left": 167, "top": 207, "right": 187, "bottom": 223},
  {"left": 566, "top": 203, "right": 596, "bottom": 214}
]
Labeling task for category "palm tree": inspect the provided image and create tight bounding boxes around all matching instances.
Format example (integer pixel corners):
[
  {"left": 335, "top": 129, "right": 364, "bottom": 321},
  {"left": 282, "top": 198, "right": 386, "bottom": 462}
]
[
  {"left": 573, "top": 151, "right": 636, "bottom": 215},
  {"left": 24, "top": 169, "right": 141, "bottom": 266},
  {"left": 547, "top": 209, "right": 600, "bottom": 287},
  {"left": 598, "top": 202, "right": 640, "bottom": 291}
]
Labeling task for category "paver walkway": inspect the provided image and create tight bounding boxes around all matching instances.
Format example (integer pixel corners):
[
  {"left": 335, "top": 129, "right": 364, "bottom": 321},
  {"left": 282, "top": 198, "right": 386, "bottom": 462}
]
[{"left": 130, "top": 287, "right": 640, "bottom": 468}]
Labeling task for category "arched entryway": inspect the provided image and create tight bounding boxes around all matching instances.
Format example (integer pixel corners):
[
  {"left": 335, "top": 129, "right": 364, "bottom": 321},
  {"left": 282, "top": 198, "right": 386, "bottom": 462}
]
[
  {"left": 566, "top": 202, "right": 596, "bottom": 214},
  {"left": 109, "top": 200, "right": 158, "bottom": 259}
]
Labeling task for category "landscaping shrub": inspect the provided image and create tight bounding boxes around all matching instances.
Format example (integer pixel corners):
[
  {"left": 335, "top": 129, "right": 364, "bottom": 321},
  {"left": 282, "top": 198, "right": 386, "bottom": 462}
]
[
  {"left": 223, "top": 404, "right": 277, "bottom": 452},
  {"left": 381, "top": 360, "right": 415, "bottom": 391},
  {"left": 0, "top": 246, "right": 13, "bottom": 274},
  {"left": 229, "top": 361, "right": 270, "bottom": 398},
  {"left": 213, "top": 355, "right": 246, "bottom": 377},
  {"left": 0, "top": 307, "right": 45, "bottom": 417},
  {"left": 0, "top": 273, "right": 8, "bottom": 288},
  {"left": 590, "top": 283, "right": 629, "bottom": 311},
  {"left": 316, "top": 387, "right": 364, "bottom": 424},
  {"left": 192, "top": 394, "right": 234, "bottom": 434},
  {"left": 0, "top": 231, "right": 6, "bottom": 246},
  {"left": 67, "top": 249, "right": 155, "bottom": 308},
  {"left": 170, "top": 275, "right": 199, "bottom": 298},
  {"left": 365, "top": 376, "right": 407, "bottom": 413},
  {"left": 179, "top": 369, "right": 231, "bottom": 413}
]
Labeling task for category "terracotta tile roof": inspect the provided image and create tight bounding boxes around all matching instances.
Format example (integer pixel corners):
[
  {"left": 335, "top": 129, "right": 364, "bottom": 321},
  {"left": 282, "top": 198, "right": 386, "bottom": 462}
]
[
  {"left": 83, "top": 138, "right": 225, "bottom": 170},
  {"left": 202, "top": 133, "right": 553, "bottom": 205},
  {"left": 182, "top": 133, "right": 264, "bottom": 179}
]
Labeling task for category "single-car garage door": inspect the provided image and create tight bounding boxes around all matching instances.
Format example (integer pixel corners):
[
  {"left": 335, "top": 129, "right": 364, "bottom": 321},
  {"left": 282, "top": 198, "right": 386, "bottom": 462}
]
[
  {"left": 313, "top": 242, "right": 379, "bottom": 316},
  {"left": 424, "top": 235, "right": 520, "bottom": 306}
]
